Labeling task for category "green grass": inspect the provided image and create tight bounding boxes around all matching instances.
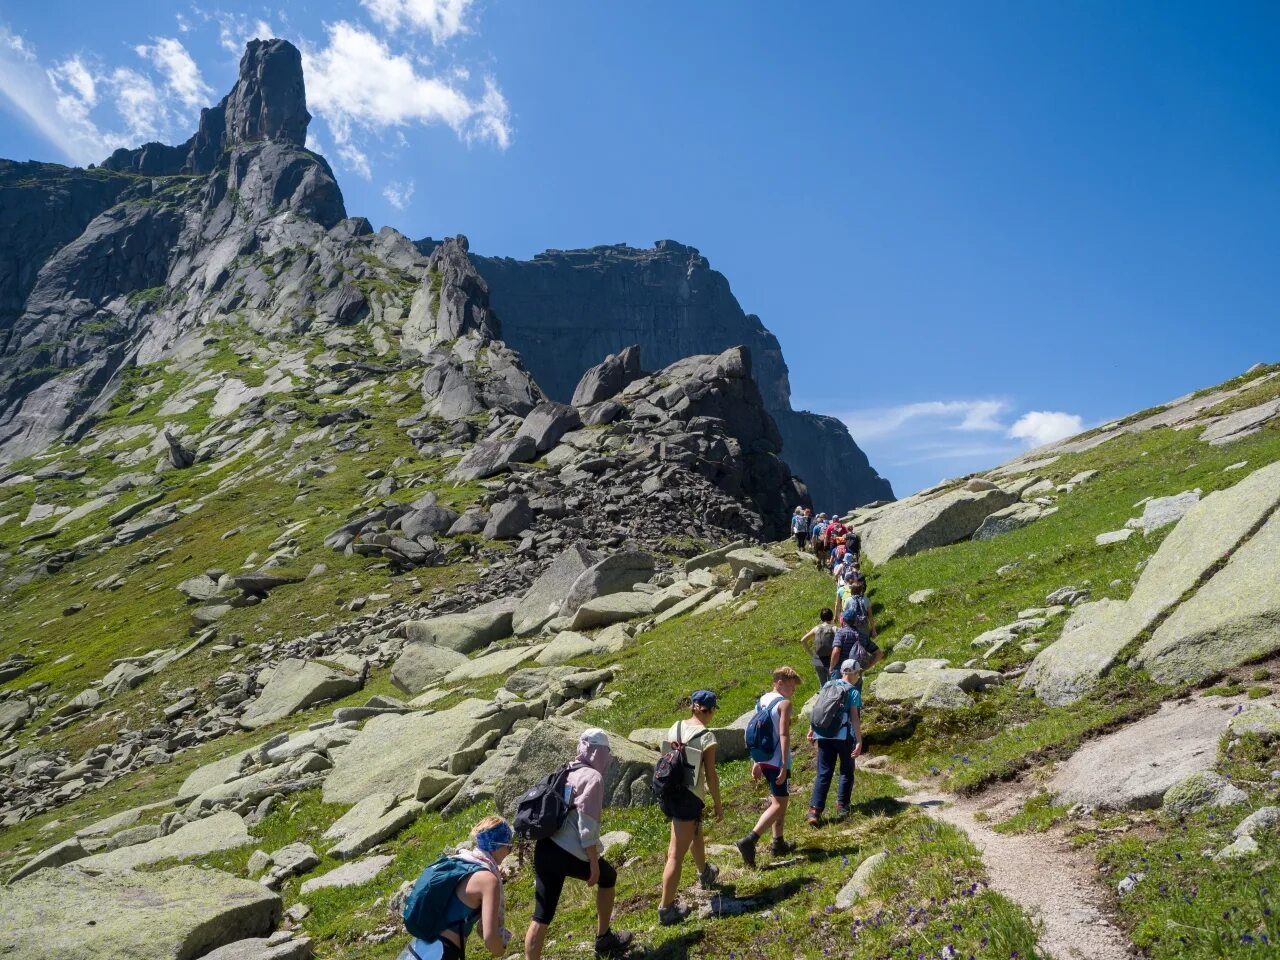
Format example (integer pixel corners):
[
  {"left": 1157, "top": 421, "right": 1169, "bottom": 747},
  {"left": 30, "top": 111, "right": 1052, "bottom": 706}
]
[{"left": 993, "top": 792, "right": 1070, "bottom": 835}]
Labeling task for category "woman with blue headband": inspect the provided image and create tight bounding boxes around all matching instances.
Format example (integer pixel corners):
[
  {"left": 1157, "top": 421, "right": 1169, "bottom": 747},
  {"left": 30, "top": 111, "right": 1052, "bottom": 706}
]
[{"left": 400, "top": 815, "right": 514, "bottom": 960}]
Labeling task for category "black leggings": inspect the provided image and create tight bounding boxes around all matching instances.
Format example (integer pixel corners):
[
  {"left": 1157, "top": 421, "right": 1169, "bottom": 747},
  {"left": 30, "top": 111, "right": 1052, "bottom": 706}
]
[{"left": 532, "top": 838, "right": 617, "bottom": 924}]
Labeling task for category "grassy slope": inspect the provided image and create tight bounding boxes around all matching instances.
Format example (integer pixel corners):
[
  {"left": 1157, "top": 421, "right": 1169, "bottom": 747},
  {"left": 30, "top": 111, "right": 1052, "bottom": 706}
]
[{"left": 1, "top": 367, "right": 1278, "bottom": 958}]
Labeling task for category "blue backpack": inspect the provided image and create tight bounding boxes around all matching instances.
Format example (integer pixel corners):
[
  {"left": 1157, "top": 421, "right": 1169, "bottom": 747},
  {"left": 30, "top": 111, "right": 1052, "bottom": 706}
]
[
  {"left": 745, "top": 697, "right": 778, "bottom": 762},
  {"left": 403, "top": 854, "right": 484, "bottom": 943}
]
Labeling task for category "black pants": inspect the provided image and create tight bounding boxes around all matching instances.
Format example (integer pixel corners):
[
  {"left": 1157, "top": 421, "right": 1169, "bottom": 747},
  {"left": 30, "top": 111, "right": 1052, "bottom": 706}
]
[
  {"left": 532, "top": 838, "right": 617, "bottom": 924},
  {"left": 794, "top": 532, "right": 808, "bottom": 550}
]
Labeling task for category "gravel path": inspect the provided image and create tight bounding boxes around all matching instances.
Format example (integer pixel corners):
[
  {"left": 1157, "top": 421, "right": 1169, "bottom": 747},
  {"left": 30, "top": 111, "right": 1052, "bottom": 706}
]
[{"left": 903, "top": 786, "right": 1132, "bottom": 960}]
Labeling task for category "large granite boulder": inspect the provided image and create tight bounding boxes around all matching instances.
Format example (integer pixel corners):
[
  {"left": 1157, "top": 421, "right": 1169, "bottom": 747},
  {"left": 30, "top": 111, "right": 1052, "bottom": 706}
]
[
  {"left": 483, "top": 497, "right": 533, "bottom": 540},
  {"left": 450, "top": 435, "right": 537, "bottom": 482},
  {"left": 442, "top": 643, "right": 546, "bottom": 683},
  {"left": 492, "top": 717, "right": 659, "bottom": 815},
  {"left": 855, "top": 485, "right": 1019, "bottom": 565},
  {"left": 0, "top": 865, "right": 280, "bottom": 960},
  {"left": 401, "top": 608, "right": 515, "bottom": 654},
  {"left": 390, "top": 643, "right": 470, "bottom": 694},
  {"left": 323, "top": 699, "right": 530, "bottom": 804},
  {"left": 535, "top": 630, "right": 629, "bottom": 666},
  {"left": 568, "top": 592, "right": 657, "bottom": 631},
  {"left": 513, "top": 543, "right": 603, "bottom": 636},
  {"left": 570, "top": 345, "right": 644, "bottom": 407},
  {"left": 1025, "top": 460, "right": 1280, "bottom": 705},
  {"left": 559, "top": 550, "right": 656, "bottom": 617},
  {"left": 238, "top": 659, "right": 363, "bottom": 730},
  {"left": 1135, "top": 509, "right": 1280, "bottom": 684},
  {"left": 1049, "top": 699, "right": 1233, "bottom": 810},
  {"left": 516, "top": 401, "right": 582, "bottom": 454},
  {"left": 76, "top": 811, "right": 252, "bottom": 873}
]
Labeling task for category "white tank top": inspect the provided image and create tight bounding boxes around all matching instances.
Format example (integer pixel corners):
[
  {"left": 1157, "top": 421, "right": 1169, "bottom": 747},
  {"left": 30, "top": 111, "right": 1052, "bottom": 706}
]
[{"left": 758, "top": 691, "right": 787, "bottom": 768}]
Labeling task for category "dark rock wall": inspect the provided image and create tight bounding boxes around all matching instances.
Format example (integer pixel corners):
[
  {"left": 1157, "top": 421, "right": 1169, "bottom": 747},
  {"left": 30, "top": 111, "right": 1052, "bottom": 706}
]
[{"left": 465, "top": 241, "right": 895, "bottom": 508}]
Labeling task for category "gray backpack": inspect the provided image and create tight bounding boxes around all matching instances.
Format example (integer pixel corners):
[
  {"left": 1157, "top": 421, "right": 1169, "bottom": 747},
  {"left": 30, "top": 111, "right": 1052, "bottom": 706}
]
[{"left": 810, "top": 680, "right": 851, "bottom": 738}]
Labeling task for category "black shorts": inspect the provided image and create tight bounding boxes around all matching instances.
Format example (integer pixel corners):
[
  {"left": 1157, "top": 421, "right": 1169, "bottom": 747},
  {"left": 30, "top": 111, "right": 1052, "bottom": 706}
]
[
  {"left": 661, "top": 789, "right": 705, "bottom": 823},
  {"left": 532, "top": 838, "right": 617, "bottom": 924}
]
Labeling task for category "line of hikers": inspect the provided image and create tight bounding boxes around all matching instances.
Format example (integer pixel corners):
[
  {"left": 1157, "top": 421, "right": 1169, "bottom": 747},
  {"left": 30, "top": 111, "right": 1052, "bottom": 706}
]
[
  {"left": 399, "top": 508, "right": 882, "bottom": 958},
  {"left": 398, "top": 662, "right": 872, "bottom": 958}
]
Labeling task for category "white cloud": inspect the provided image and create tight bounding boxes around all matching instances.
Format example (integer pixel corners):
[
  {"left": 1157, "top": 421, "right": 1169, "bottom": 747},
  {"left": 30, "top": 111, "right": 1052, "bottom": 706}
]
[
  {"left": 841, "top": 399, "right": 1011, "bottom": 442},
  {"left": 1008, "top": 411, "right": 1084, "bottom": 448},
  {"left": 361, "top": 0, "right": 473, "bottom": 44},
  {"left": 303, "top": 21, "right": 512, "bottom": 178},
  {"left": 108, "top": 67, "right": 167, "bottom": 144},
  {"left": 382, "top": 179, "right": 415, "bottom": 209},
  {"left": 135, "top": 37, "right": 211, "bottom": 110},
  {"left": 216, "top": 13, "right": 276, "bottom": 55},
  {"left": 0, "top": 29, "right": 121, "bottom": 163}
]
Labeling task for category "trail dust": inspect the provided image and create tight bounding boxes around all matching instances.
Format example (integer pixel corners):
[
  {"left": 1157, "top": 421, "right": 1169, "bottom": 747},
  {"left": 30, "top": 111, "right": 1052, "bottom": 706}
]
[{"left": 901, "top": 782, "right": 1132, "bottom": 960}]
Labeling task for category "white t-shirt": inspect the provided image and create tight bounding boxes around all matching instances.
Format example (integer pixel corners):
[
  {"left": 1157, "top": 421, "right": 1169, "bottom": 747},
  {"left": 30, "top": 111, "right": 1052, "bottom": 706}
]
[
  {"left": 757, "top": 691, "right": 788, "bottom": 769},
  {"left": 664, "top": 720, "right": 717, "bottom": 801}
]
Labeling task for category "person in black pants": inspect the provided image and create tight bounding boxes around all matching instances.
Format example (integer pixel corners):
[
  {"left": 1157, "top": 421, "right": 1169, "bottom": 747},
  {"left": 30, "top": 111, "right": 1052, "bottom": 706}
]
[{"left": 524, "top": 729, "right": 633, "bottom": 959}]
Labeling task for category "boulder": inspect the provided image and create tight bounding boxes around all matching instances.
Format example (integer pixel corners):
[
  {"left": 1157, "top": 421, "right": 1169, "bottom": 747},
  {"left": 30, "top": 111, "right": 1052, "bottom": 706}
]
[
  {"left": 627, "top": 725, "right": 747, "bottom": 763},
  {"left": 402, "top": 609, "right": 515, "bottom": 654},
  {"left": 1095, "top": 529, "right": 1134, "bottom": 545},
  {"left": 725, "top": 548, "right": 789, "bottom": 578},
  {"left": 482, "top": 497, "right": 533, "bottom": 539},
  {"left": 442, "top": 643, "right": 546, "bottom": 683},
  {"left": 516, "top": 401, "right": 582, "bottom": 454},
  {"left": 390, "top": 643, "right": 470, "bottom": 694},
  {"left": 493, "top": 717, "right": 659, "bottom": 815},
  {"left": 834, "top": 851, "right": 888, "bottom": 909},
  {"left": 571, "top": 345, "right": 643, "bottom": 407},
  {"left": 300, "top": 855, "right": 394, "bottom": 894},
  {"left": 536, "top": 630, "right": 628, "bottom": 666},
  {"left": 1161, "top": 771, "right": 1248, "bottom": 816},
  {"left": 233, "top": 572, "right": 303, "bottom": 596},
  {"left": 568, "top": 592, "right": 656, "bottom": 631},
  {"left": 201, "top": 936, "right": 312, "bottom": 960},
  {"left": 325, "top": 796, "right": 424, "bottom": 859},
  {"left": 177, "top": 574, "right": 222, "bottom": 602},
  {"left": 559, "top": 550, "right": 656, "bottom": 616},
  {"left": 513, "top": 543, "right": 602, "bottom": 636},
  {"left": 76, "top": 811, "right": 251, "bottom": 873},
  {"left": 7, "top": 837, "right": 87, "bottom": 884},
  {"left": 323, "top": 699, "right": 529, "bottom": 804},
  {"left": 451, "top": 435, "right": 538, "bottom": 482},
  {"left": 683, "top": 541, "right": 748, "bottom": 574},
  {"left": 1135, "top": 508, "right": 1280, "bottom": 685},
  {"left": 401, "top": 505, "right": 460, "bottom": 541},
  {"left": 1130, "top": 490, "right": 1200, "bottom": 534},
  {"left": 1026, "top": 459, "right": 1280, "bottom": 705},
  {"left": 0, "top": 865, "right": 280, "bottom": 960},
  {"left": 1049, "top": 700, "right": 1233, "bottom": 810},
  {"left": 442, "top": 728, "right": 532, "bottom": 815},
  {"left": 856, "top": 486, "right": 1019, "bottom": 564},
  {"left": 238, "top": 659, "right": 363, "bottom": 730},
  {"left": 1201, "top": 397, "right": 1280, "bottom": 445},
  {"left": 1228, "top": 703, "right": 1280, "bottom": 738},
  {"left": 872, "top": 668, "right": 1001, "bottom": 707}
]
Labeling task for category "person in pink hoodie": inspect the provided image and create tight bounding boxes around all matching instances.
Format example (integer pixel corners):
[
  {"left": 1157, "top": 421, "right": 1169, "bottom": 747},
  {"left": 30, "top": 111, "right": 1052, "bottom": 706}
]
[{"left": 524, "top": 728, "right": 635, "bottom": 959}]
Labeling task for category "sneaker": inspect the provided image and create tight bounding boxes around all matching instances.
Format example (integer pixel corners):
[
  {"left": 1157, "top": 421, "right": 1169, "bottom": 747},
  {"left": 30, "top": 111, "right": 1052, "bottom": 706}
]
[
  {"left": 770, "top": 837, "right": 797, "bottom": 856},
  {"left": 735, "top": 833, "right": 758, "bottom": 868},
  {"left": 595, "top": 929, "right": 634, "bottom": 958},
  {"left": 658, "top": 903, "right": 691, "bottom": 926},
  {"left": 806, "top": 807, "right": 821, "bottom": 827},
  {"left": 697, "top": 863, "right": 720, "bottom": 889}
]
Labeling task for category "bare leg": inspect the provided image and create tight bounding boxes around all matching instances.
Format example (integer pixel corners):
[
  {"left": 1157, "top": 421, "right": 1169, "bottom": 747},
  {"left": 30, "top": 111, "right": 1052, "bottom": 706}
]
[
  {"left": 752, "top": 795, "right": 789, "bottom": 838},
  {"left": 525, "top": 921, "right": 549, "bottom": 960},
  {"left": 690, "top": 820, "right": 707, "bottom": 871},
  {"left": 596, "top": 884, "right": 615, "bottom": 937},
  {"left": 660, "top": 820, "right": 696, "bottom": 908}
]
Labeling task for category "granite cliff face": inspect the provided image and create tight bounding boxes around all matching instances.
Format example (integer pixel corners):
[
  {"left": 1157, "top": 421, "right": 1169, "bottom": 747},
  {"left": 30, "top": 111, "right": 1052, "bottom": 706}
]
[{"left": 462, "top": 242, "right": 894, "bottom": 509}]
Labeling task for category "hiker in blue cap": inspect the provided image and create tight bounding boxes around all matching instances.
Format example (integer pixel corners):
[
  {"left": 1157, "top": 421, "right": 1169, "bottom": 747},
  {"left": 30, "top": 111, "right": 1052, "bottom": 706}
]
[{"left": 655, "top": 689, "right": 724, "bottom": 925}]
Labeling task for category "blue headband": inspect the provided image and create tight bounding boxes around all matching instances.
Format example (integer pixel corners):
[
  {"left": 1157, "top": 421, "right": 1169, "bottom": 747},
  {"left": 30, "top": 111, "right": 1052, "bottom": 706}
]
[{"left": 475, "top": 821, "right": 514, "bottom": 853}]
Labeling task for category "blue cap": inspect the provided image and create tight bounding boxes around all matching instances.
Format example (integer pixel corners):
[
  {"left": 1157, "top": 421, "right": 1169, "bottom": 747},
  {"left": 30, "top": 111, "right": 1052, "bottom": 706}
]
[{"left": 691, "top": 690, "right": 718, "bottom": 710}]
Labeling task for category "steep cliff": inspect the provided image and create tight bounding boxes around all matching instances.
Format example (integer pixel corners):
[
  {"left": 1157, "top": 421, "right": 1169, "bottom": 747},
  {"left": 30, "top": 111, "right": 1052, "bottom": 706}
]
[{"left": 462, "top": 241, "right": 894, "bottom": 509}]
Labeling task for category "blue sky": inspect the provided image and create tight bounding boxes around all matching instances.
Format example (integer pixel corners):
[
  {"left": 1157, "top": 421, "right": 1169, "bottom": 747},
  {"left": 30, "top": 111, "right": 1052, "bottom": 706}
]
[{"left": 1, "top": 2, "right": 1277, "bottom": 496}]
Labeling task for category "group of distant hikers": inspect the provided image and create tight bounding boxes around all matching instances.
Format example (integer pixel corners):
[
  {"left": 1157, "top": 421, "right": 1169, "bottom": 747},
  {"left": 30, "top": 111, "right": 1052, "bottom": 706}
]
[{"left": 398, "top": 504, "right": 879, "bottom": 959}]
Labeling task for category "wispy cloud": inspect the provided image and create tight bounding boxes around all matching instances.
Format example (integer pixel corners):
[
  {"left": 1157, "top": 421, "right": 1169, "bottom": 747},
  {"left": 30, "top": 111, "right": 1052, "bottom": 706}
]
[
  {"left": 837, "top": 396, "right": 1086, "bottom": 493},
  {"left": 382, "top": 179, "right": 415, "bottom": 210},
  {"left": 135, "top": 37, "right": 212, "bottom": 111},
  {"left": 360, "top": 0, "right": 473, "bottom": 44}
]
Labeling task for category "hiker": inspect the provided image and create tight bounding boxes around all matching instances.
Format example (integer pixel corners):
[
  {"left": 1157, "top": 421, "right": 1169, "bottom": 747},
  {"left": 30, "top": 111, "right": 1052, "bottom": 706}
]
[
  {"left": 399, "top": 816, "right": 514, "bottom": 960},
  {"left": 799, "top": 608, "right": 837, "bottom": 687},
  {"left": 737, "top": 666, "right": 802, "bottom": 867},
  {"left": 811, "top": 514, "right": 829, "bottom": 568},
  {"left": 806, "top": 660, "right": 863, "bottom": 826},
  {"left": 656, "top": 690, "right": 725, "bottom": 925},
  {"left": 791, "top": 507, "right": 809, "bottom": 551},
  {"left": 832, "top": 580, "right": 881, "bottom": 691},
  {"left": 845, "top": 527, "right": 861, "bottom": 563},
  {"left": 524, "top": 729, "right": 633, "bottom": 960}
]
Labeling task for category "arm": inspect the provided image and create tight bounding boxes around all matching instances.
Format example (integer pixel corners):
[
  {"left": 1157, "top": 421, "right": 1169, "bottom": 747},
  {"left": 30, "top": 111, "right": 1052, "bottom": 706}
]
[
  {"left": 850, "top": 705, "right": 862, "bottom": 758},
  {"left": 800, "top": 625, "right": 817, "bottom": 657},
  {"left": 703, "top": 743, "right": 723, "bottom": 820},
  {"left": 473, "top": 872, "right": 509, "bottom": 956},
  {"left": 828, "top": 641, "right": 842, "bottom": 678},
  {"left": 776, "top": 700, "right": 793, "bottom": 782},
  {"left": 585, "top": 843, "right": 601, "bottom": 887}
]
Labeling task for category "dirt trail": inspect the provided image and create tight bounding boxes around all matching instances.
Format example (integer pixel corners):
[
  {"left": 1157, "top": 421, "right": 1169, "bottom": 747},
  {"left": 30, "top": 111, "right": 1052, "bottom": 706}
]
[{"left": 902, "top": 784, "right": 1131, "bottom": 960}]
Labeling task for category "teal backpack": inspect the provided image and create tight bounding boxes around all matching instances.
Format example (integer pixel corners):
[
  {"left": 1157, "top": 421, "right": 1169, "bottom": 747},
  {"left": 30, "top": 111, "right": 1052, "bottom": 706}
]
[{"left": 403, "top": 854, "right": 484, "bottom": 943}]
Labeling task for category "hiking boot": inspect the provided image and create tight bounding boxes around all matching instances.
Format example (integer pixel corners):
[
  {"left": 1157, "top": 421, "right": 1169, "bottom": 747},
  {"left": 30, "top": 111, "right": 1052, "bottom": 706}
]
[
  {"left": 594, "top": 929, "right": 634, "bottom": 958},
  {"left": 834, "top": 806, "right": 850, "bottom": 820},
  {"left": 698, "top": 862, "right": 720, "bottom": 889},
  {"left": 658, "top": 903, "right": 691, "bottom": 926},
  {"left": 735, "top": 833, "right": 758, "bottom": 868},
  {"left": 770, "top": 837, "right": 797, "bottom": 856},
  {"left": 806, "top": 807, "right": 821, "bottom": 827}
]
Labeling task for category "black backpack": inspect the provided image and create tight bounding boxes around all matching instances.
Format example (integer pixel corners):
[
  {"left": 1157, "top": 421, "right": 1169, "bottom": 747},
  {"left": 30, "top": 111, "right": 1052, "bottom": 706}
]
[
  {"left": 652, "top": 722, "right": 692, "bottom": 805},
  {"left": 513, "top": 764, "right": 572, "bottom": 840}
]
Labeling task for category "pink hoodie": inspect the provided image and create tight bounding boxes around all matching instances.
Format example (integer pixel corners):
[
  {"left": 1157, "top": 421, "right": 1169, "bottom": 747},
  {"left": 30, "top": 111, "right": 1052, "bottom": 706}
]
[{"left": 549, "top": 740, "right": 610, "bottom": 860}]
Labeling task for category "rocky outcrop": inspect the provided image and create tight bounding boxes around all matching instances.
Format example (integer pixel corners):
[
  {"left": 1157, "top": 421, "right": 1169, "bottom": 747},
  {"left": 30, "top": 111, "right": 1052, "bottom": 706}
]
[
  {"left": 466, "top": 241, "right": 892, "bottom": 509},
  {"left": 852, "top": 483, "right": 1019, "bottom": 565}
]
